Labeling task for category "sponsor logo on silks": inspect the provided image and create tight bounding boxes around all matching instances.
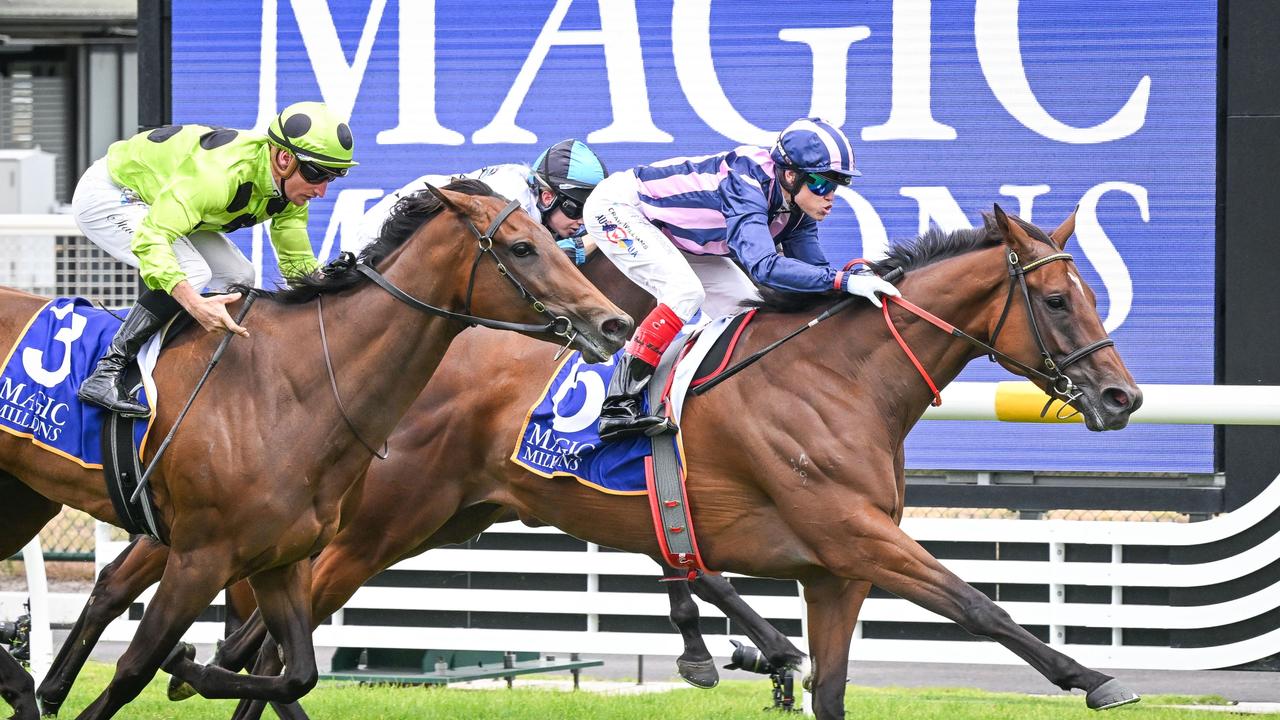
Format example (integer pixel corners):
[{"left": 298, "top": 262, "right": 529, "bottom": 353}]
[{"left": 600, "top": 222, "right": 638, "bottom": 257}]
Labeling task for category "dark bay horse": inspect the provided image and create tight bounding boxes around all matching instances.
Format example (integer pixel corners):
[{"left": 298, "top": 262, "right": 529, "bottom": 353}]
[
  {"left": 222, "top": 205, "right": 1141, "bottom": 720},
  {"left": 35, "top": 250, "right": 803, "bottom": 719},
  {"left": 0, "top": 180, "right": 629, "bottom": 720}
]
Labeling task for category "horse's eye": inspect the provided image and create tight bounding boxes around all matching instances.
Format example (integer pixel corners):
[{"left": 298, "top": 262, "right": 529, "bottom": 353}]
[
  {"left": 510, "top": 242, "right": 535, "bottom": 258},
  {"left": 1045, "top": 295, "right": 1067, "bottom": 310}
]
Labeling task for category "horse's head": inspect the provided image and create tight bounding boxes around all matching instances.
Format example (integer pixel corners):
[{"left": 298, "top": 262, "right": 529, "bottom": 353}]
[
  {"left": 426, "top": 184, "right": 631, "bottom": 362},
  {"left": 982, "top": 204, "right": 1142, "bottom": 430}
]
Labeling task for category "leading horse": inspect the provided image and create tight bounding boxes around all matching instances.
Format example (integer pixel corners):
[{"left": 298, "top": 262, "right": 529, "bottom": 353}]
[
  {"left": 219, "top": 204, "right": 1143, "bottom": 720},
  {"left": 0, "top": 180, "right": 629, "bottom": 720},
  {"left": 268, "top": 205, "right": 1136, "bottom": 719}
]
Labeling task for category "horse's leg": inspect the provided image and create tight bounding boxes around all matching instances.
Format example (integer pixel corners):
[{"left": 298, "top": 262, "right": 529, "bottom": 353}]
[
  {"left": 37, "top": 536, "right": 167, "bottom": 717},
  {"left": 164, "top": 560, "right": 317, "bottom": 704},
  {"left": 223, "top": 580, "right": 256, "bottom": 637},
  {"left": 72, "top": 547, "right": 232, "bottom": 720},
  {"left": 664, "top": 579, "right": 718, "bottom": 688},
  {"left": 800, "top": 576, "right": 870, "bottom": 720},
  {"left": 841, "top": 512, "right": 1137, "bottom": 709},
  {"left": 689, "top": 573, "right": 806, "bottom": 672},
  {"left": 227, "top": 503, "right": 511, "bottom": 720},
  {"left": 0, "top": 473, "right": 61, "bottom": 720}
]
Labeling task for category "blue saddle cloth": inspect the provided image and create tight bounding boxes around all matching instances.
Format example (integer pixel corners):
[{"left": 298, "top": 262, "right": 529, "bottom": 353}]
[
  {"left": 510, "top": 348, "right": 680, "bottom": 495},
  {"left": 0, "top": 298, "right": 150, "bottom": 467}
]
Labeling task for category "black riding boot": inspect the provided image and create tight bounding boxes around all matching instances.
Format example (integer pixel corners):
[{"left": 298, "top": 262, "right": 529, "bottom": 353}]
[
  {"left": 77, "top": 290, "right": 181, "bottom": 417},
  {"left": 598, "top": 353, "right": 668, "bottom": 442}
]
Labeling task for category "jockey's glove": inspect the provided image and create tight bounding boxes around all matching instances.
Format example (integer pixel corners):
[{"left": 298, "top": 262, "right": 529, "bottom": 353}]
[{"left": 843, "top": 273, "right": 901, "bottom": 308}]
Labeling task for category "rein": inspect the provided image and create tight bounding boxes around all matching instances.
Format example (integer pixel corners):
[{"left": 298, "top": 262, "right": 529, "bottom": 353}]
[
  {"left": 318, "top": 188, "right": 578, "bottom": 456},
  {"left": 692, "top": 250, "right": 1113, "bottom": 418}
]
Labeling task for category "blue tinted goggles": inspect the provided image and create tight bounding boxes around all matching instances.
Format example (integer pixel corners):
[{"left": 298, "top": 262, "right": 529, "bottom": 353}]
[{"left": 805, "top": 173, "right": 844, "bottom": 197}]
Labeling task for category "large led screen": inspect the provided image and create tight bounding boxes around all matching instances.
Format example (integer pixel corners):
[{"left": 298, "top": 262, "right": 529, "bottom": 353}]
[{"left": 170, "top": 0, "right": 1217, "bottom": 473}]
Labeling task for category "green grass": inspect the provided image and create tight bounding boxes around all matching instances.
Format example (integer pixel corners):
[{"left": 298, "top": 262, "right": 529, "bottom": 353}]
[{"left": 50, "top": 661, "right": 1272, "bottom": 719}]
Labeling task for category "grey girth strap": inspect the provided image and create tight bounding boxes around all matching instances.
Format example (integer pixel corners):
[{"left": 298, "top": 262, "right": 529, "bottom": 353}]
[{"left": 645, "top": 331, "right": 709, "bottom": 578}]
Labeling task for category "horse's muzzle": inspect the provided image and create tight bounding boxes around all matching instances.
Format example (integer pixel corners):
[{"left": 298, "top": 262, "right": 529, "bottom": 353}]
[
  {"left": 572, "top": 311, "right": 632, "bottom": 363},
  {"left": 1078, "top": 382, "right": 1143, "bottom": 431}
]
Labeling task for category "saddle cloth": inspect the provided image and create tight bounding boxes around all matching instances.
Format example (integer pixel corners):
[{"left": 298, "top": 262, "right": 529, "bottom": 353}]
[
  {"left": 0, "top": 298, "right": 161, "bottom": 467},
  {"left": 510, "top": 313, "right": 739, "bottom": 494}
]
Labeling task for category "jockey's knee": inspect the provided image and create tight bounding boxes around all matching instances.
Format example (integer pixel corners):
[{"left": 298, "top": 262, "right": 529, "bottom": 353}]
[
  {"left": 210, "top": 257, "right": 254, "bottom": 292},
  {"left": 666, "top": 288, "right": 703, "bottom": 324}
]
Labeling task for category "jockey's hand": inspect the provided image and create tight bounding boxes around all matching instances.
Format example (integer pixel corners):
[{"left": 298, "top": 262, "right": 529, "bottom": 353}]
[
  {"left": 843, "top": 273, "right": 901, "bottom": 308},
  {"left": 171, "top": 281, "right": 251, "bottom": 338}
]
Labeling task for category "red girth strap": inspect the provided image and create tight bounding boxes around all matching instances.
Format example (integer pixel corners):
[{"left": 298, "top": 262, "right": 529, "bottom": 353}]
[{"left": 626, "top": 303, "right": 683, "bottom": 366}]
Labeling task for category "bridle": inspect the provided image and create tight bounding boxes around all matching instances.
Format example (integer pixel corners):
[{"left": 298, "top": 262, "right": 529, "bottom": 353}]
[
  {"left": 355, "top": 185, "right": 577, "bottom": 340},
  {"left": 319, "top": 185, "right": 584, "bottom": 456},
  {"left": 884, "top": 249, "right": 1114, "bottom": 416}
]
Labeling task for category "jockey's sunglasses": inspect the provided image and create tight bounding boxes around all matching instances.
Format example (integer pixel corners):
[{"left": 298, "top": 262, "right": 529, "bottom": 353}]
[
  {"left": 805, "top": 173, "right": 847, "bottom": 197},
  {"left": 297, "top": 160, "right": 347, "bottom": 185}
]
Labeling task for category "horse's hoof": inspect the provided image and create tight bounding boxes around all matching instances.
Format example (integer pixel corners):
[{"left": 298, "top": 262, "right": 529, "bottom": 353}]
[
  {"left": 162, "top": 642, "right": 199, "bottom": 701},
  {"left": 36, "top": 697, "right": 60, "bottom": 718},
  {"left": 676, "top": 658, "right": 719, "bottom": 689},
  {"left": 1086, "top": 678, "right": 1140, "bottom": 710},
  {"left": 167, "top": 676, "right": 198, "bottom": 702}
]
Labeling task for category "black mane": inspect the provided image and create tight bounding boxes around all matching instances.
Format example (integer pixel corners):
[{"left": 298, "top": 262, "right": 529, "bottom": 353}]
[
  {"left": 252, "top": 177, "right": 498, "bottom": 304},
  {"left": 749, "top": 224, "right": 1006, "bottom": 314}
]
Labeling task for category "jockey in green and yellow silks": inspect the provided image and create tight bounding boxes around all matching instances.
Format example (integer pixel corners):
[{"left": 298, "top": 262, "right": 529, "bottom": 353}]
[{"left": 71, "top": 101, "right": 356, "bottom": 416}]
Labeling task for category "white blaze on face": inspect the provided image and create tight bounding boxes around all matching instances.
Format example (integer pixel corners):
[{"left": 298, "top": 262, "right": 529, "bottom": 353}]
[{"left": 1067, "top": 271, "right": 1085, "bottom": 296}]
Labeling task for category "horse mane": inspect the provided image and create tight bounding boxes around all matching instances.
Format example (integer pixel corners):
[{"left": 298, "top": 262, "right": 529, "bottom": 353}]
[
  {"left": 749, "top": 218, "right": 1054, "bottom": 315},
  {"left": 244, "top": 177, "right": 499, "bottom": 304}
]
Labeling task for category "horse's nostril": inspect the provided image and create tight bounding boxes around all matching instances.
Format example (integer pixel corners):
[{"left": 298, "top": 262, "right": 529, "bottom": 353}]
[
  {"left": 601, "top": 316, "right": 631, "bottom": 339},
  {"left": 1103, "top": 387, "right": 1131, "bottom": 409}
]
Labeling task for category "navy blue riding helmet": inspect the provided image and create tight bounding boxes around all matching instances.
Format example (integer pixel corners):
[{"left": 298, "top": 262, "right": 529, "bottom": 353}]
[{"left": 770, "top": 117, "right": 861, "bottom": 197}]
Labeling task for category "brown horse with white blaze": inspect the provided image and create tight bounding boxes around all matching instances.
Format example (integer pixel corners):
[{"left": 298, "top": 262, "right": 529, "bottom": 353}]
[
  {"left": 317, "top": 204, "right": 1138, "bottom": 718},
  {"left": 0, "top": 180, "right": 629, "bottom": 720}
]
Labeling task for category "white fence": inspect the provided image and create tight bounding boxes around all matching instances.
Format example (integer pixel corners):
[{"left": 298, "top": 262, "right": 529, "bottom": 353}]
[{"left": 89, "top": 465, "right": 1280, "bottom": 671}]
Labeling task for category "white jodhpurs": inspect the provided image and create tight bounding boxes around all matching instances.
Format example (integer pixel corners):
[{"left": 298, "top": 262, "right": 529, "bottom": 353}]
[
  {"left": 584, "top": 171, "right": 760, "bottom": 323},
  {"left": 71, "top": 158, "right": 254, "bottom": 292}
]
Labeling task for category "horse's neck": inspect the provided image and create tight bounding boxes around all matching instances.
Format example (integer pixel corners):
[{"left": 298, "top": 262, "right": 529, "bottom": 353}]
[
  {"left": 734, "top": 247, "right": 1007, "bottom": 435},
  {"left": 874, "top": 247, "right": 1010, "bottom": 423},
  {"left": 308, "top": 245, "right": 470, "bottom": 448}
]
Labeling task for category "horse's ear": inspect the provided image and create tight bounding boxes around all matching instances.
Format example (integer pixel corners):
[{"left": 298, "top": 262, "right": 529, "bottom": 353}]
[
  {"left": 1048, "top": 206, "right": 1078, "bottom": 250},
  {"left": 990, "top": 203, "right": 1029, "bottom": 252},
  {"left": 981, "top": 210, "right": 999, "bottom": 237},
  {"left": 424, "top": 183, "right": 460, "bottom": 214}
]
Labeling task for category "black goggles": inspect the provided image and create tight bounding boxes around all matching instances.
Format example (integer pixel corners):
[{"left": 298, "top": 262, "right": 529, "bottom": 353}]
[
  {"left": 297, "top": 160, "right": 347, "bottom": 184},
  {"left": 547, "top": 192, "right": 584, "bottom": 220}
]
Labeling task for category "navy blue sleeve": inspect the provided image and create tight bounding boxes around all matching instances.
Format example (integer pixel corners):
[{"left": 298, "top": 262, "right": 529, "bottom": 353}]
[{"left": 720, "top": 171, "right": 837, "bottom": 293}]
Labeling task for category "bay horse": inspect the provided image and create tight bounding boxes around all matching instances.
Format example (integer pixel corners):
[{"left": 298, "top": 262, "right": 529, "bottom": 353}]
[
  {"left": 221, "top": 204, "right": 1143, "bottom": 720},
  {"left": 0, "top": 179, "right": 629, "bottom": 720},
  {"left": 51, "top": 205, "right": 1141, "bottom": 719},
  {"left": 35, "top": 249, "right": 805, "bottom": 719}
]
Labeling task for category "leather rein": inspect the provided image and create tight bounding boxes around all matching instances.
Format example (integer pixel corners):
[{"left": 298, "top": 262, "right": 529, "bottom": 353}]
[
  {"left": 882, "top": 250, "right": 1114, "bottom": 416},
  {"left": 318, "top": 187, "right": 580, "bottom": 457}
]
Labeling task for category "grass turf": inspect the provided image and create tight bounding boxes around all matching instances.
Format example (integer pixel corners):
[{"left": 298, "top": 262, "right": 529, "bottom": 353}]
[{"left": 49, "top": 661, "right": 1271, "bottom": 719}]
